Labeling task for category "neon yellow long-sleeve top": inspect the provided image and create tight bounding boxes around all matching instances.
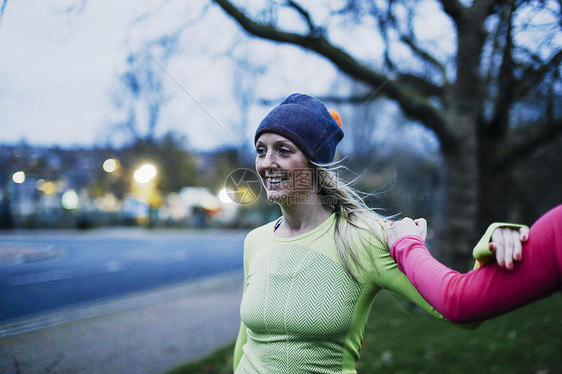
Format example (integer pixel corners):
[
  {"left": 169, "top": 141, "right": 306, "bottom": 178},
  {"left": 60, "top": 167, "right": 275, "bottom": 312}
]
[{"left": 233, "top": 213, "right": 445, "bottom": 373}]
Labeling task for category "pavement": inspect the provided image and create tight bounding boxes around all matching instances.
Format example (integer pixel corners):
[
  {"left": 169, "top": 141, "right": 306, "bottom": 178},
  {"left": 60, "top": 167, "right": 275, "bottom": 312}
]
[{"left": 0, "top": 271, "right": 244, "bottom": 374}]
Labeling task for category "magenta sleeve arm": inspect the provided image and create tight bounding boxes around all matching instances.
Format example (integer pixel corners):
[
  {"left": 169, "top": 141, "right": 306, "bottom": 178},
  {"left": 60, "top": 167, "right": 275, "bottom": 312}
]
[
  {"left": 389, "top": 235, "right": 481, "bottom": 323},
  {"left": 389, "top": 210, "right": 562, "bottom": 324}
]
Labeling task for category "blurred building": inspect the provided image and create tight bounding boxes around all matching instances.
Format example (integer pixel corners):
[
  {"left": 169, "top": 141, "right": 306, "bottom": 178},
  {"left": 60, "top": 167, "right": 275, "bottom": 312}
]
[{"left": 0, "top": 144, "right": 242, "bottom": 229}]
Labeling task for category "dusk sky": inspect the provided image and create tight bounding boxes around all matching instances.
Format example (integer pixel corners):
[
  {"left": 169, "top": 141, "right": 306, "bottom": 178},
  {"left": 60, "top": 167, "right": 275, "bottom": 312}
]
[
  {"left": 1, "top": 1, "right": 140, "bottom": 147},
  {"left": 0, "top": 0, "right": 443, "bottom": 154},
  {"left": 0, "top": 1, "right": 340, "bottom": 150}
]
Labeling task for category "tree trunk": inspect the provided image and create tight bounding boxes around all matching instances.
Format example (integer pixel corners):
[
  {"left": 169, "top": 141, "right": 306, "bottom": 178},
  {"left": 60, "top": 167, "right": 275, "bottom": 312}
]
[
  {"left": 435, "top": 13, "right": 486, "bottom": 270},
  {"left": 438, "top": 117, "right": 480, "bottom": 270},
  {"left": 478, "top": 135, "right": 516, "bottom": 231}
]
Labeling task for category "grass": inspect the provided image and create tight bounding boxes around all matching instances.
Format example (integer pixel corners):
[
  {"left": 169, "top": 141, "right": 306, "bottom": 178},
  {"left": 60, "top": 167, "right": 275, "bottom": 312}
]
[
  {"left": 165, "top": 293, "right": 562, "bottom": 374},
  {"left": 165, "top": 342, "right": 235, "bottom": 374}
]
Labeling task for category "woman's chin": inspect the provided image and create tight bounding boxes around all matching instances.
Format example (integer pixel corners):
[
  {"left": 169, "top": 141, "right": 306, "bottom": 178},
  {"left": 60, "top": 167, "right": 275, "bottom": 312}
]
[{"left": 266, "top": 191, "right": 288, "bottom": 203}]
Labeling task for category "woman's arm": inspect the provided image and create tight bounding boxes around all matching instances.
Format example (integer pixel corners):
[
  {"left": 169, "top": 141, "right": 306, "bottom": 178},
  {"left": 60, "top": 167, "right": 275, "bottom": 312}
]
[
  {"left": 386, "top": 218, "right": 528, "bottom": 270},
  {"left": 233, "top": 321, "right": 248, "bottom": 372},
  {"left": 385, "top": 209, "right": 561, "bottom": 323},
  {"left": 233, "top": 235, "right": 251, "bottom": 372}
]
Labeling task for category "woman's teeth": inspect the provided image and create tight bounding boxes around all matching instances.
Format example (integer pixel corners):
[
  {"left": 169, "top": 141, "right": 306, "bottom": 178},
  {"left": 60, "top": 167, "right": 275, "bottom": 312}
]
[{"left": 267, "top": 177, "right": 285, "bottom": 183}]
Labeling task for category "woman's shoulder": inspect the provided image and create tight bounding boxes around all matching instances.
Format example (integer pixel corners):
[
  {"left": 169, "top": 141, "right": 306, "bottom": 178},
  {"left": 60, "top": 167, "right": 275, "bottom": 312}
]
[
  {"left": 346, "top": 215, "right": 403, "bottom": 285},
  {"left": 351, "top": 215, "right": 386, "bottom": 247},
  {"left": 245, "top": 217, "right": 281, "bottom": 243}
]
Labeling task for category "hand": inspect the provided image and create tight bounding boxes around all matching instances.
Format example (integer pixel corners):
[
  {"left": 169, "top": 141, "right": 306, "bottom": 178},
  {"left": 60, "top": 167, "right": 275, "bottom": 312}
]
[
  {"left": 490, "top": 226, "right": 530, "bottom": 269},
  {"left": 385, "top": 217, "right": 427, "bottom": 249}
]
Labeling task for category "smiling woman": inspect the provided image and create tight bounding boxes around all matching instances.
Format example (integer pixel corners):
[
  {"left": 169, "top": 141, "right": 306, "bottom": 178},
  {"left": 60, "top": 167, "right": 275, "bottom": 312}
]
[
  {"left": 234, "top": 94, "right": 442, "bottom": 374},
  {"left": 231, "top": 93, "right": 560, "bottom": 374}
]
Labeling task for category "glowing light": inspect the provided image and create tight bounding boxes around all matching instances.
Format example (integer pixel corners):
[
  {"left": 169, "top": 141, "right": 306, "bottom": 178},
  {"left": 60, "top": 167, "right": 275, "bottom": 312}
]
[
  {"left": 201, "top": 195, "right": 221, "bottom": 211},
  {"left": 218, "top": 188, "right": 233, "bottom": 204},
  {"left": 36, "top": 179, "right": 46, "bottom": 191},
  {"left": 103, "top": 158, "right": 119, "bottom": 173},
  {"left": 95, "top": 193, "right": 119, "bottom": 212},
  {"left": 43, "top": 181, "right": 56, "bottom": 195},
  {"left": 12, "top": 171, "right": 25, "bottom": 184},
  {"left": 134, "top": 164, "right": 157, "bottom": 184},
  {"left": 61, "top": 190, "right": 79, "bottom": 210}
]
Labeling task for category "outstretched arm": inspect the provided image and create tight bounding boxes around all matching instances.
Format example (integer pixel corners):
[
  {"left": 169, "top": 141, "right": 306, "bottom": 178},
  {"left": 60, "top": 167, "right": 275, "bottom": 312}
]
[
  {"left": 386, "top": 218, "right": 528, "bottom": 270},
  {"left": 384, "top": 208, "right": 561, "bottom": 323}
]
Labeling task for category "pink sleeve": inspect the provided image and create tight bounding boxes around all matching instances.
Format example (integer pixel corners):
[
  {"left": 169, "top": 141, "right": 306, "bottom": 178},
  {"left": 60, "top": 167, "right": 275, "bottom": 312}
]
[{"left": 390, "top": 207, "right": 562, "bottom": 324}]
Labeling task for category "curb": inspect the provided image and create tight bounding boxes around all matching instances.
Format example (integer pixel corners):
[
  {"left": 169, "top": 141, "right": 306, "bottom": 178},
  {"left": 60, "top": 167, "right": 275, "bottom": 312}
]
[
  {"left": 0, "top": 271, "right": 242, "bottom": 339},
  {"left": 0, "top": 271, "right": 244, "bottom": 374}
]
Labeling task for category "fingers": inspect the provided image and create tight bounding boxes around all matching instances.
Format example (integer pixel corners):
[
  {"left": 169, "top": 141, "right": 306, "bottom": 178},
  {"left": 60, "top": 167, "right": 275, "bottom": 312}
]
[
  {"left": 384, "top": 220, "right": 398, "bottom": 248},
  {"left": 491, "top": 228, "right": 524, "bottom": 270},
  {"left": 491, "top": 228, "right": 505, "bottom": 268},
  {"left": 516, "top": 226, "right": 529, "bottom": 261},
  {"left": 503, "top": 229, "right": 515, "bottom": 269},
  {"left": 413, "top": 218, "right": 427, "bottom": 230},
  {"left": 519, "top": 226, "right": 529, "bottom": 242},
  {"left": 384, "top": 217, "right": 427, "bottom": 248},
  {"left": 414, "top": 218, "right": 428, "bottom": 241}
]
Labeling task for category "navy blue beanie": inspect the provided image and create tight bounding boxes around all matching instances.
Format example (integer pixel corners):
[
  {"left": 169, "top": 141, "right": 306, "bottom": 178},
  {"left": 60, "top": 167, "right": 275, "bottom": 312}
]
[{"left": 254, "top": 93, "right": 344, "bottom": 164}]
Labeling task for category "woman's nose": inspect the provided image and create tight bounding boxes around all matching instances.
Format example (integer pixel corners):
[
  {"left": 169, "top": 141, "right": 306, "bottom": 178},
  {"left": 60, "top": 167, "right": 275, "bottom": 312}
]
[{"left": 262, "top": 151, "right": 278, "bottom": 169}]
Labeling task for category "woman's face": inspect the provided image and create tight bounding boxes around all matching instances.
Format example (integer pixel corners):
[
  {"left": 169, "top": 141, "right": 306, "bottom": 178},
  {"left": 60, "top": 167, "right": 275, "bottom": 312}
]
[{"left": 255, "top": 133, "right": 315, "bottom": 205}]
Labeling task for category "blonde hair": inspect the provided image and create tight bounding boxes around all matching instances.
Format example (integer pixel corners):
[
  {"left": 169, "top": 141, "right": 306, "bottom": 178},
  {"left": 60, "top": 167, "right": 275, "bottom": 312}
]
[{"left": 313, "top": 161, "right": 389, "bottom": 281}]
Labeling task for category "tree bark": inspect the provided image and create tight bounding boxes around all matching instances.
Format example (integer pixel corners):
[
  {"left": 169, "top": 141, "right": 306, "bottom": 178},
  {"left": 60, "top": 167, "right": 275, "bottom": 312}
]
[{"left": 439, "top": 116, "right": 480, "bottom": 270}]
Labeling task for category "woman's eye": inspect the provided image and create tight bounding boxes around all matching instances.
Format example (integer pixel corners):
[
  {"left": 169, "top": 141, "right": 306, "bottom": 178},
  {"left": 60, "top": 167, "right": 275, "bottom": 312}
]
[
  {"left": 256, "top": 147, "right": 266, "bottom": 156},
  {"left": 279, "top": 148, "right": 291, "bottom": 156}
]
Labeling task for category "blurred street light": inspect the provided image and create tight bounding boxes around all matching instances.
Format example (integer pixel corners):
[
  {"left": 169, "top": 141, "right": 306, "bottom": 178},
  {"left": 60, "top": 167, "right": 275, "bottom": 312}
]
[
  {"left": 34, "top": 179, "right": 56, "bottom": 195},
  {"left": 43, "top": 181, "right": 57, "bottom": 195},
  {"left": 129, "top": 163, "right": 161, "bottom": 225},
  {"left": 61, "top": 190, "right": 79, "bottom": 210},
  {"left": 35, "top": 179, "right": 45, "bottom": 191},
  {"left": 134, "top": 164, "right": 157, "bottom": 184},
  {"left": 218, "top": 188, "right": 233, "bottom": 204},
  {"left": 103, "top": 158, "right": 120, "bottom": 173},
  {"left": 12, "top": 171, "right": 25, "bottom": 184}
]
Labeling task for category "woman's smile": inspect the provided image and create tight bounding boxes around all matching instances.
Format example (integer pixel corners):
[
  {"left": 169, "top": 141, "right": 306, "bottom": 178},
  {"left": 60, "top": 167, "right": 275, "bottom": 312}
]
[{"left": 265, "top": 172, "right": 289, "bottom": 188}]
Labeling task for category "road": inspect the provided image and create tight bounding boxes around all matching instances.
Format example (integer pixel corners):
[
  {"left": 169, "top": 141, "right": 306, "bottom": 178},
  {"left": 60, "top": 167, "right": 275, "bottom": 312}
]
[{"left": 0, "top": 227, "right": 246, "bottom": 323}]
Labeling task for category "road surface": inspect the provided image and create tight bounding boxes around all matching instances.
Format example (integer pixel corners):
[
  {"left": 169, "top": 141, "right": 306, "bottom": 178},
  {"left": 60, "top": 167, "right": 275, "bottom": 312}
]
[{"left": 0, "top": 227, "right": 246, "bottom": 323}]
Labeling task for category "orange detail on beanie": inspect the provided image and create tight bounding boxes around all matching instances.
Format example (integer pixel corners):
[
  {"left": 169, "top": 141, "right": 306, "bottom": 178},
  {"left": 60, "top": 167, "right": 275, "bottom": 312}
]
[{"left": 329, "top": 109, "right": 343, "bottom": 128}]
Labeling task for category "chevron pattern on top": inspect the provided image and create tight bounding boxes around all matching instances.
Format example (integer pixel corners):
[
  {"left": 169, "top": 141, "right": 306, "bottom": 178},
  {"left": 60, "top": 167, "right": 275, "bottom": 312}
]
[{"left": 239, "top": 243, "right": 363, "bottom": 373}]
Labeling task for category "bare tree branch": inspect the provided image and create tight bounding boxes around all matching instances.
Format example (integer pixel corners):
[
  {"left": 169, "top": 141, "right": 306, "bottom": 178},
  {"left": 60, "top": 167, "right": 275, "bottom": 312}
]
[
  {"left": 259, "top": 92, "right": 377, "bottom": 106},
  {"left": 396, "top": 73, "right": 445, "bottom": 98},
  {"left": 437, "top": 0, "right": 466, "bottom": 23},
  {"left": 367, "top": 1, "right": 397, "bottom": 71},
  {"left": 213, "top": 0, "right": 458, "bottom": 149},
  {"left": 513, "top": 50, "right": 562, "bottom": 100},
  {"left": 286, "top": 0, "right": 321, "bottom": 35},
  {"left": 489, "top": 1, "right": 516, "bottom": 138},
  {"left": 400, "top": 35, "right": 448, "bottom": 84},
  {"left": 0, "top": 0, "right": 8, "bottom": 27},
  {"left": 481, "top": 9, "right": 504, "bottom": 95},
  {"left": 473, "top": 0, "right": 509, "bottom": 20},
  {"left": 491, "top": 118, "right": 562, "bottom": 170}
]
